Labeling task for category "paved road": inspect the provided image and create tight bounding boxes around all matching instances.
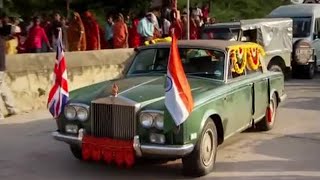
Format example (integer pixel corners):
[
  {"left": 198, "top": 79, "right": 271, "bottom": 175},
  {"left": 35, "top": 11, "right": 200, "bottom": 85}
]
[{"left": 1, "top": 76, "right": 320, "bottom": 180}]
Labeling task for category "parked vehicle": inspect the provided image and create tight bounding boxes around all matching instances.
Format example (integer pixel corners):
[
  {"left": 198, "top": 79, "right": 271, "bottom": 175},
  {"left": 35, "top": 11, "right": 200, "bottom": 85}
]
[
  {"left": 52, "top": 40, "right": 287, "bottom": 177},
  {"left": 201, "top": 18, "right": 293, "bottom": 79},
  {"left": 267, "top": 3, "right": 320, "bottom": 78}
]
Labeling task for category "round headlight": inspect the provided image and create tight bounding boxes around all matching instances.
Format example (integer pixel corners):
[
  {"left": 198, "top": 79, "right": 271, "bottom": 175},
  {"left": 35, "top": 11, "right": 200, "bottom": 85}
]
[
  {"left": 154, "top": 114, "right": 164, "bottom": 130},
  {"left": 64, "top": 106, "right": 76, "bottom": 120},
  {"left": 140, "top": 113, "right": 153, "bottom": 128},
  {"left": 77, "top": 107, "right": 89, "bottom": 122}
]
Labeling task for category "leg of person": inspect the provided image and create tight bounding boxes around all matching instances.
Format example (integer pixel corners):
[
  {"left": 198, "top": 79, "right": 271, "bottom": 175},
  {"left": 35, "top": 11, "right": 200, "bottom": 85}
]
[{"left": 0, "top": 71, "right": 18, "bottom": 116}]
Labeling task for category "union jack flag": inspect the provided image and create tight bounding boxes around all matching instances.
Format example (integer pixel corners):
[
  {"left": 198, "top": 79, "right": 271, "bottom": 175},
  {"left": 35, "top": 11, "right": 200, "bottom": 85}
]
[{"left": 47, "top": 28, "right": 69, "bottom": 118}]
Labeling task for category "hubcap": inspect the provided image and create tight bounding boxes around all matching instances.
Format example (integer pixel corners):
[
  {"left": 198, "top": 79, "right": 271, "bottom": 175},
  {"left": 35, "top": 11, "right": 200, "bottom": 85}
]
[{"left": 200, "top": 129, "right": 215, "bottom": 167}]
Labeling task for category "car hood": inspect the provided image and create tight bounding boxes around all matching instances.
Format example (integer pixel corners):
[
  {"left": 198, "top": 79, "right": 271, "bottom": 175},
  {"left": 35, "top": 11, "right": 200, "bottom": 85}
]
[{"left": 69, "top": 75, "right": 223, "bottom": 107}]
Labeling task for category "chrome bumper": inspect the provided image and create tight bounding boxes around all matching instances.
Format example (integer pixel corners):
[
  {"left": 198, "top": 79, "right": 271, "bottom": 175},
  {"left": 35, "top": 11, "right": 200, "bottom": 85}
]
[
  {"left": 280, "top": 93, "right": 287, "bottom": 102},
  {"left": 52, "top": 131, "right": 194, "bottom": 157}
]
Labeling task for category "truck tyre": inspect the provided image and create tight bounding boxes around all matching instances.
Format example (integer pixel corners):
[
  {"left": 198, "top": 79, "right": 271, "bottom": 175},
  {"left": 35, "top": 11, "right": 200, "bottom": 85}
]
[
  {"left": 269, "top": 64, "right": 283, "bottom": 74},
  {"left": 256, "top": 93, "right": 278, "bottom": 131},
  {"left": 305, "top": 62, "right": 315, "bottom": 79},
  {"left": 70, "top": 145, "right": 83, "bottom": 160},
  {"left": 182, "top": 119, "right": 218, "bottom": 177}
]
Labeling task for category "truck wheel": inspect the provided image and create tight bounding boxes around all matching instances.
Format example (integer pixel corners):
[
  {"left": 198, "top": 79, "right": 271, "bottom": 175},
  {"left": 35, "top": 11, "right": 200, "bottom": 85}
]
[
  {"left": 305, "top": 62, "right": 315, "bottom": 79},
  {"left": 269, "top": 64, "right": 283, "bottom": 74},
  {"left": 256, "top": 93, "right": 278, "bottom": 131},
  {"left": 182, "top": 119, "right": 218, "bottom": 177},
  {"left": 70, "top": 145, "right": 83, "bottom": 160}
]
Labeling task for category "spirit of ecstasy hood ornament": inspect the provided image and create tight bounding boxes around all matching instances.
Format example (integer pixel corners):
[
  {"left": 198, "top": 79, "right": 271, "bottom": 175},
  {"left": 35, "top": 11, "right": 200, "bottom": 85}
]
[{"left": 111, "top": 83, "right": 119, "bottom": 97}]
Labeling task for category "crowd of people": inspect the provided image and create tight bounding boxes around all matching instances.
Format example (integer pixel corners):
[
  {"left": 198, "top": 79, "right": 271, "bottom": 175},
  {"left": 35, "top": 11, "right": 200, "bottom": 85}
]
[{"left": 1, "top": 3, "right": 216, "bottom": 55}]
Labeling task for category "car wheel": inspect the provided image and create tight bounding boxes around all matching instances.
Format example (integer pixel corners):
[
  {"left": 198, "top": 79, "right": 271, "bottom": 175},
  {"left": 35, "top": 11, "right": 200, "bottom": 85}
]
[
  {"left": 182, "top": 119, "right": 218, "bottom": 177},
  {"left": 256, "top": 93, "right": 278, "bottom": 131},
  {"left": 70, "top": 145, "right": 83, "bottom": 160}
]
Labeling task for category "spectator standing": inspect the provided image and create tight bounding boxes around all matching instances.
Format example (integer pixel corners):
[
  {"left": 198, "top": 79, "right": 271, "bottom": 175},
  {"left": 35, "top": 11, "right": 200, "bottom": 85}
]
[
  {"left": 192, "top": 4, "right": 203, "bottom": 26},
  {"left": 0, "top": 15, "right": 18, "bottom": 119},
  {"left": 169, "top": 10, "right": 183, "bottom": 39},
  {"left": 113, "top": 13, "right": 128, "bottom": 48},
  {"left": 61, "top": 17, "right": 69, "bottom": 51},
  {"left": 128, "top": 15, "right": 141, "bottom": 48},
  {"left": 3, "top": 16, "right": 17, "bottom": 55},
  {"left": 82, "top": 11, "right": 100, "bottom": 50},
  {"left": 105, "top": 15, "right": 114, "bottom": 48},
  {"left": 159, "top": 14, "right": 171, "bottom": 38},
  {"left": 202, "top": 4, "right": 210, "bottom": 22},
  {"left": 67, "top": 12, "right": 86, "bottom": 51},
  {"left": 137, "top": 13, "right": 154, "bottom": 44},
  {"left": 50, "top": 12, "right": 63, "bottom": 51},
  {"left": 25, "top": 16, "right": 52, "bottom": 53}
]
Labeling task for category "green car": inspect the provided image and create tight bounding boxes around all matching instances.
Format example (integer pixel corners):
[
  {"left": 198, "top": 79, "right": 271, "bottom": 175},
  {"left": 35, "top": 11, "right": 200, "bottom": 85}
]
[{"left": 52, "top": 40, "right": 286, "bottom": 177}]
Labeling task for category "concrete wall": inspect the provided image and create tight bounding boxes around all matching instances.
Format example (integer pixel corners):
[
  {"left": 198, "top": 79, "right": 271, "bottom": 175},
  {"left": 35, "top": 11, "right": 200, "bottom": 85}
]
[{"left": 2, "top": 49, "right": 135, "bottom": 114}]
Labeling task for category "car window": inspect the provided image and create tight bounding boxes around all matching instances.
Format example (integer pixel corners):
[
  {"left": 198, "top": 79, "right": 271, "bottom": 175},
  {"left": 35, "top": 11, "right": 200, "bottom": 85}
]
[
  {"left": 127, "top": 49, "right": 156, "bottom": 74},
  {"left": 127, "top": 48, "right": 226, "bottom": 81},
  {"left": 291, "top": 17, "right": 312, "bottom": 38}
]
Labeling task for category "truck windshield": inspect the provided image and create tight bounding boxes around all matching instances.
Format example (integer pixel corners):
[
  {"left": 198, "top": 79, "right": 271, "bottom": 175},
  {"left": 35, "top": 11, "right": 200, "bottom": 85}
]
[{"left": 292, "top": 17, "right": 312, "bottom": 38}]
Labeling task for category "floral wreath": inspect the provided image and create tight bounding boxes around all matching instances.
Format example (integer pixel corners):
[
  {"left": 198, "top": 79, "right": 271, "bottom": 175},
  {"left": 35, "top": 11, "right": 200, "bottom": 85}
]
[
  {"left": 230, "top": 47, "right": 247, "bottom": 74},
  {"left": 247, "top": 47, "right": 260, "bottom": 70}
]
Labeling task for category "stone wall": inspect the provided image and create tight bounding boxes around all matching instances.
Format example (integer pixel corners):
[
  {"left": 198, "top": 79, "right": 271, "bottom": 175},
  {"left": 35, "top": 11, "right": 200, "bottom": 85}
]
[{"left": 2, "top": 49, "right": 135, "bottom": 114}]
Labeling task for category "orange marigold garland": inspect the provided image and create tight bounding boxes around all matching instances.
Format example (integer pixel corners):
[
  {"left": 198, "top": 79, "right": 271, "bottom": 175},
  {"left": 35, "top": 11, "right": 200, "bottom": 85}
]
[
  {"left": 247, "top": 47, "right": 260, "bottom": 70},
  {"left": 230, "top": 47, "right": 247, "bottom": 74}
]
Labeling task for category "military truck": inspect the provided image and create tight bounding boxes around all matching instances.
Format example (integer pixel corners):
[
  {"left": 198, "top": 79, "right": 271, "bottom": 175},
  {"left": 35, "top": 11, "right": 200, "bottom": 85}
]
[{"left": 201, "top": 18, "right": 294, "bottom": 78}]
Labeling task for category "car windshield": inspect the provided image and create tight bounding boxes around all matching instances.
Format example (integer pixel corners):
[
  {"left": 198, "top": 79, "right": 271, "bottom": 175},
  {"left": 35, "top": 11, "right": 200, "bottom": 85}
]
[
  {"left": 127, "top": 48, "right": 226, "bottom": 81},
  {"left": 201, "top": 27, "right": 240, "bottom": 41},
  {"left": 292, "top": 17, "right": 312, "bottom": 38}
]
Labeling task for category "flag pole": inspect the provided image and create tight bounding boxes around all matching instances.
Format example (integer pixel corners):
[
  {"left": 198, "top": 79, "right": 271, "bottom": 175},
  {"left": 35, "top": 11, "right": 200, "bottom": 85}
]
[{"left": 187, "top": 0, "right": 190, "bottom": 40}]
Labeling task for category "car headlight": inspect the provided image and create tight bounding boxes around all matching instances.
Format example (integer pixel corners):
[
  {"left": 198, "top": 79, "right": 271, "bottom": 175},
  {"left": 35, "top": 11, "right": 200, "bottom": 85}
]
[
  {"left": 77, "top": 107, "right": 89, "bottom": 122},
  {"left": 154, "top": 114, "right": 164, "bottom": 130},
  {"left": 64, "top": 105, "right": 77, "bottom": 120},
  {"left": 140, "top": 113, "right": 153, "bottom": 128},
  {"left": 139, "top": 111, "right": 164, "bottom": 129}
]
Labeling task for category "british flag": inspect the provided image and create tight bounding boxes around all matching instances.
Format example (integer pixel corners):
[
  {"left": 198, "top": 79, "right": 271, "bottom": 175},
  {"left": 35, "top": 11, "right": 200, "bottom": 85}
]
[{"left": 47, "top": 28, "right": 69, "bottom": 118}]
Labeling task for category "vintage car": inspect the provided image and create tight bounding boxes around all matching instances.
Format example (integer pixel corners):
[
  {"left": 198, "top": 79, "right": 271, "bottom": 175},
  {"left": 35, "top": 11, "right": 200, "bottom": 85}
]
[
  {"left": 201, "top": 18, "right": 295, "bottom": 79},
  {"left": 52, "top": 40, "right": 287, "bottom": 177}
]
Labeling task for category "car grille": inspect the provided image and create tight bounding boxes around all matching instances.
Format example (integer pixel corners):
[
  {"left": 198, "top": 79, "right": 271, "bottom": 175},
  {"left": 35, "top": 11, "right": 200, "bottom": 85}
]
[{"left": 91, "top": 101, "right": 136, "bottom": 140}]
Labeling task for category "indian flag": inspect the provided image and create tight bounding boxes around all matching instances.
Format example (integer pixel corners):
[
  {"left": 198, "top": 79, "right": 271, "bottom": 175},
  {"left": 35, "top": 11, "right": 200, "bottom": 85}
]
[{"left": 165, "top": 34, "right": 194, "bottom": 126}]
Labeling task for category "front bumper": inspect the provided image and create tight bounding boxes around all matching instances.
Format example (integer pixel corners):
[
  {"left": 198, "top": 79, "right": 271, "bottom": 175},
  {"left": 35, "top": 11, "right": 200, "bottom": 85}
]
[{"left": 52, "top": 131, "right": 194, "bottom": 158}]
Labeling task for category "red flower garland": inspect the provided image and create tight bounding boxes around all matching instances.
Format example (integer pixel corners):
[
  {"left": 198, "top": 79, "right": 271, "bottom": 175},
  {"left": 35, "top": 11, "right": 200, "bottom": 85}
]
[{"left": 82, "top": 135, "right": 135, "bottom": 168}]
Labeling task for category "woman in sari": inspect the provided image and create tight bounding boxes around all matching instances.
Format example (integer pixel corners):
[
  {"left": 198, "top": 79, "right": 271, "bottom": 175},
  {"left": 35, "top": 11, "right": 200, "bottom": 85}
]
[
  {"left": 113, "top": 13, "right": 128, "bottom": 49},
  {"left": 67, "top": 12, "right": 86, "bottom": 51},
  {"left": 82, "top": 11, "right": 100, "bottom": 50}
]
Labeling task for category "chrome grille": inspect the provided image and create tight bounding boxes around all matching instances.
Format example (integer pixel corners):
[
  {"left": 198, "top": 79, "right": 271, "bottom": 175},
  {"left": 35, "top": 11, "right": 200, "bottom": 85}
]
[{"left": 91, "top": 102, "right": 136, "bottom": 140}]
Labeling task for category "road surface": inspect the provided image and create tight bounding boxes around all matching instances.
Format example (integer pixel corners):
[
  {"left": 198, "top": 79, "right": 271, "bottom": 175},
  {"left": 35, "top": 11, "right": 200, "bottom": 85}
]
[{"left": 0, "top": 76, "right": 320, "bottom": 180}]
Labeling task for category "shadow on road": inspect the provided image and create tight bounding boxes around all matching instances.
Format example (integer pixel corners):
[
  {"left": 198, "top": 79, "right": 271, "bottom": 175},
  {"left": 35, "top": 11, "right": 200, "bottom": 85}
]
[{"left": 1, "top": 118, "right": 320, "bottom": 180}]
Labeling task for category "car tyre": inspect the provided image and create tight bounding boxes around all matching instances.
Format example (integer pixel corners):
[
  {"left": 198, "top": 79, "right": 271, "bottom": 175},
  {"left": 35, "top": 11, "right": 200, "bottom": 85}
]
[
  {"left": 182, "top": 119, "right": 218, "bottom": 177},
  {"left": 70, "top": 145, "right": 83, "bottom": 160},
  {"left": 256, "top": 93, "right": 278, "bottom": 131}
]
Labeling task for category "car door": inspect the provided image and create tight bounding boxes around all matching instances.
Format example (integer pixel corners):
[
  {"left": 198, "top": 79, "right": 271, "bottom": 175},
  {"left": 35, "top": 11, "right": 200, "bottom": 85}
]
[
  {"left": 224, "top": 69, "right": 253, "bottom": 137},
  {"left": 247, "top": 68, "right": 269, "bottom": 121}
]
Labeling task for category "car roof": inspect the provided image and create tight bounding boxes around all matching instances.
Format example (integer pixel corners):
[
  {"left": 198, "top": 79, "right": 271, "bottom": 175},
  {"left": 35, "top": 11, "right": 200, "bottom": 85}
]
[
  {"left": 139, "top": 40, "right": 244, "bottom": 51},
  {"left": 268, "top": 4, "right": 320, "bottom": 17}
]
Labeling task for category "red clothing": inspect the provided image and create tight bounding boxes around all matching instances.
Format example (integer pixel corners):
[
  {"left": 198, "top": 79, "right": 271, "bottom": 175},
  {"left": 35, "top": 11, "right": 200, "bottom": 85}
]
[
  {"left": 203, "top": 7, "right": 210, "bottom": 20},
  {"left": 82, "top": 12, "right": 100, "bottom": 50},
  {"left": 129, "top": 18, "right": 140, "bottom": 48},
  {"left": 169, "top": 20, "right": 183, "bottom": 40},
  {"left": 190, "top": 19, "right": 199, "bottom": 40},
  {"left": 113, "top": 21, "right": 128, "bottom": 48},
  {"left": 26, "top": 25, "right": 49, "bottom": 49}
]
